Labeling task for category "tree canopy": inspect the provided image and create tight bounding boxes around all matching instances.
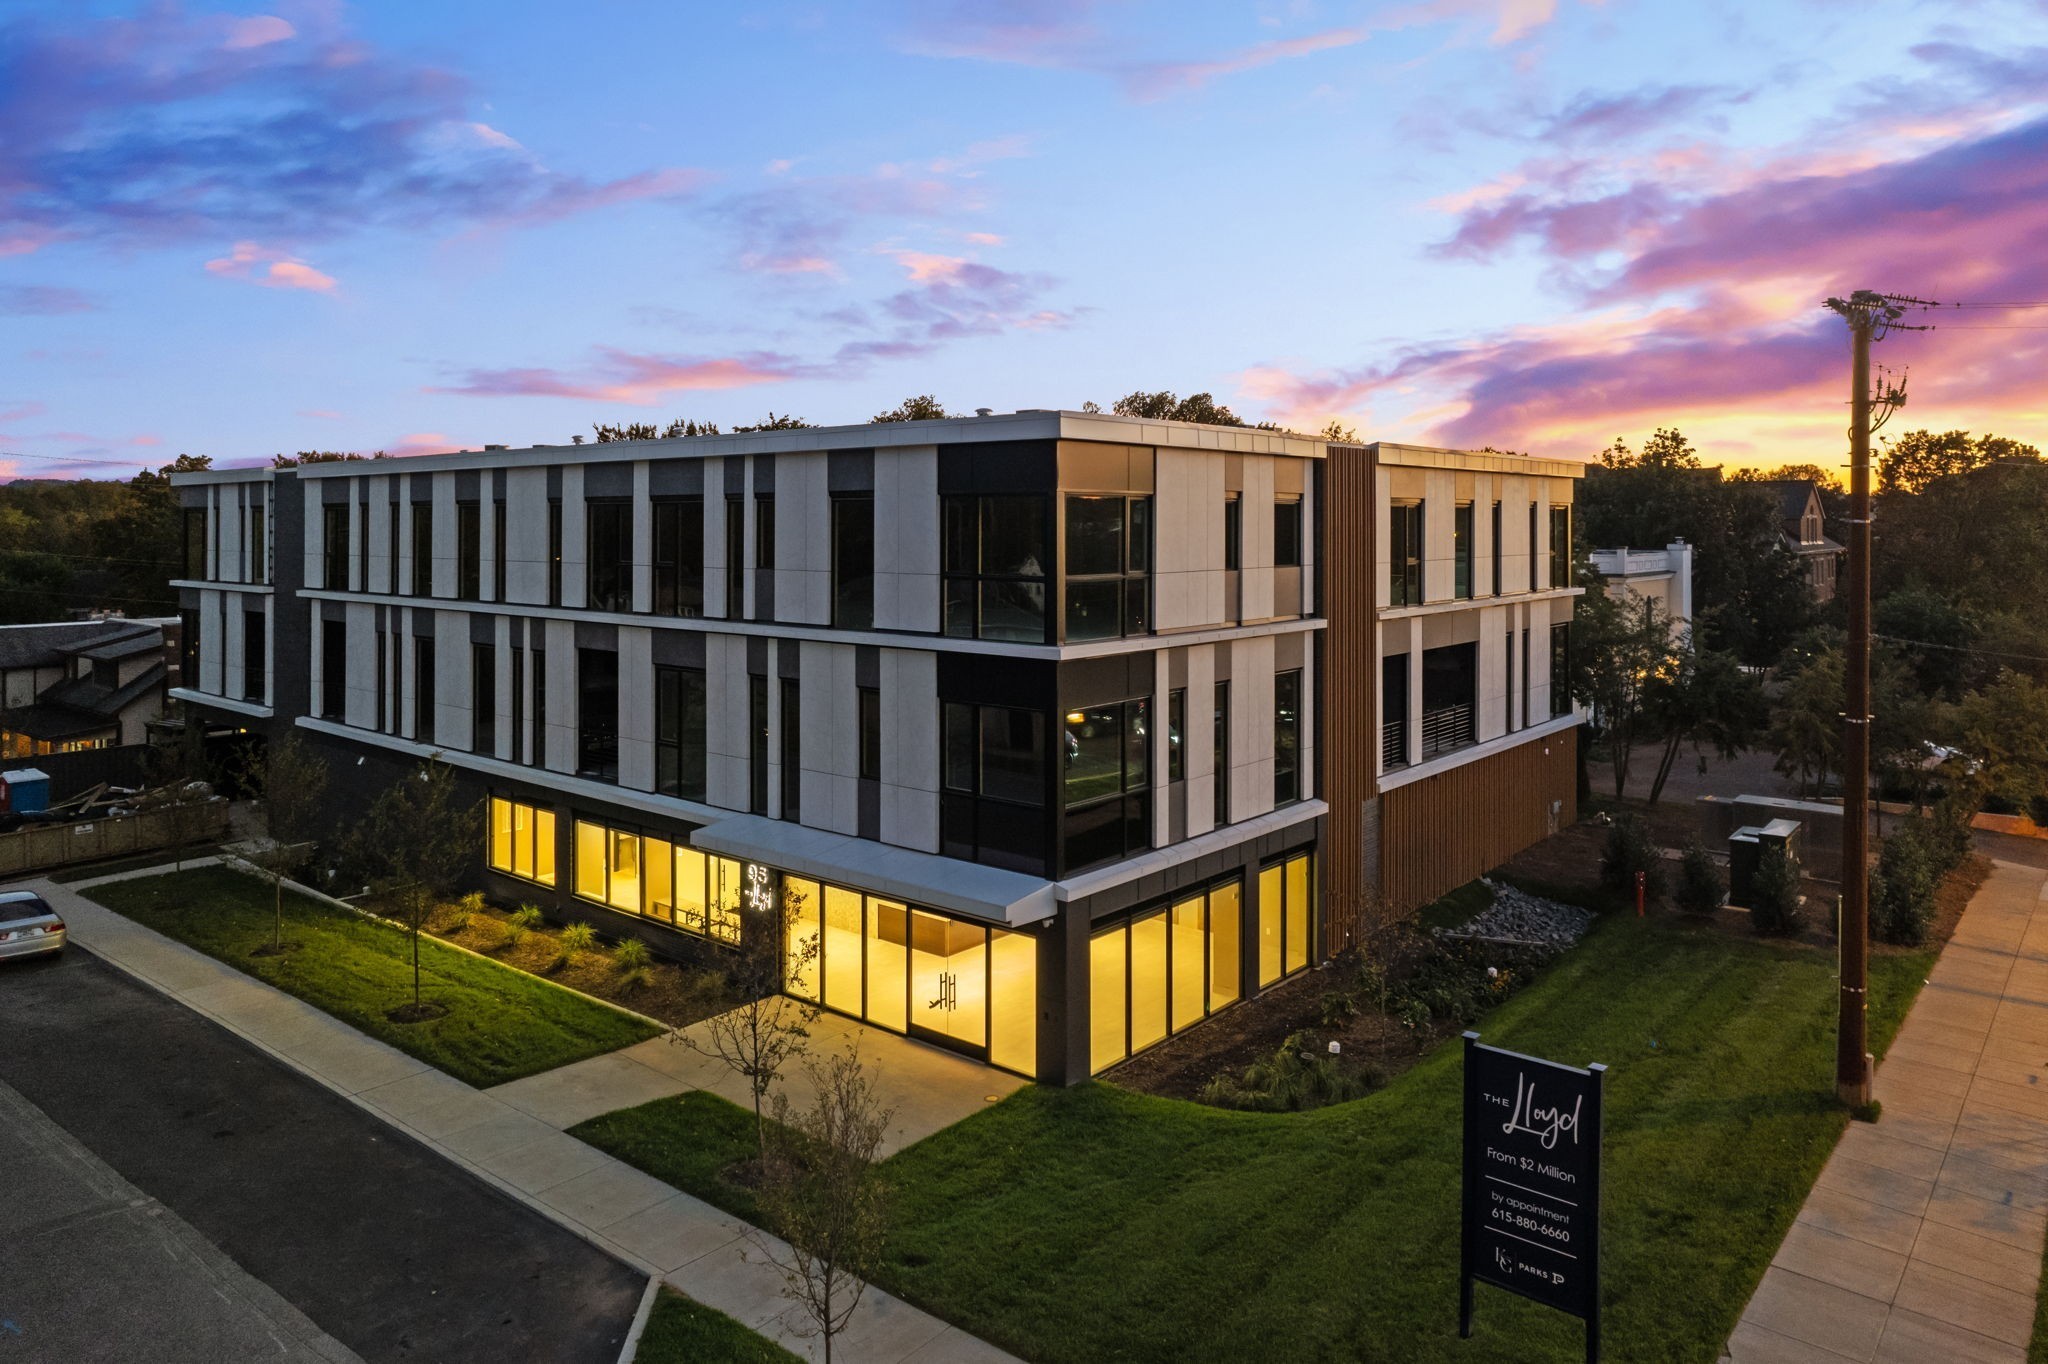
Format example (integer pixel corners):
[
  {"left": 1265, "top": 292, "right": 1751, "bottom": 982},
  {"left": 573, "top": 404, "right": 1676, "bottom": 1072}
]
[
  {"left": 1577, "top": 428, "right": 1813, "bottom": 666},
  {"left": 870, "top": 395, "right": 949, "bottom": 423},
  {"left": 1877, "top": 429, "right": 2042, "bottom": 496}
]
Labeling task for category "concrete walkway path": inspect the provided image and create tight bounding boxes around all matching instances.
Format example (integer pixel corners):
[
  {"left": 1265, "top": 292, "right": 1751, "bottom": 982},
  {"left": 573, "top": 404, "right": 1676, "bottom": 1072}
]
[
  {"left": 32, "top": 867, "right": 1022, "bottom": 1364},
  {"left": 488, "top": 1008, "right": 1025, "bottom": 1158},
  {"left": 1726, "top": 860, "right": 2048, "bottom": 1363}
]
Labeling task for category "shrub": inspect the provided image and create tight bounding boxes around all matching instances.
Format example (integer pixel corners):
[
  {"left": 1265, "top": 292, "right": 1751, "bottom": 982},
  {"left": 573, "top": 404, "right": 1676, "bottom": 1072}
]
[
  {"left": 1601, "top": 814, "right": 1667, "bottom": 904},
  {"left": 504, "top": 903, "right": 543, "bottom": 947},
  {"left": 554, "top": 921, "right": 597, "bottom": 969},
  {"left": 1675, "top": 843, "right": 1725, "bottom": 916},
  {"left": 1873, "top": 825, "right": 1937, "bottom": 946},
  {"left": 1201, "top": 1031, "right": 1370, "bottom": 1112},
  {"left": 1317, "top": 990, "right": 1359, "bottom": 1028},
  {"left": 2029, "top": 792, "right": 2048, "bottom": 830},
  {"left": 444, "top": 889, "right": 487, "bottom": 932},
  {"left": 614, "top": 938, "right": 653, "bottom": 991},
  {"left": 1748, "top": 847, "right": 1804, "bottom": 937},
  {"left": 1926, "top": 793, "right": 1975, "bottom": 875},
  {"left": 459, "top": 890, "right": 486, "bottom": 916}
]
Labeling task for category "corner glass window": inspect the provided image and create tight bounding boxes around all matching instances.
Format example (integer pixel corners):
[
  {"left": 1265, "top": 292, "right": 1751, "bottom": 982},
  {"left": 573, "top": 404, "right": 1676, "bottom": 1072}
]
[
  {"left": 943, "top": 495, "right": 1050, "bottom": 643},
  {"left": 1063, "top": 494, "right": 1150, "bottom": 642},
  {"left": 1063, "top": 697, "right": 1151, "bottom": 872}
]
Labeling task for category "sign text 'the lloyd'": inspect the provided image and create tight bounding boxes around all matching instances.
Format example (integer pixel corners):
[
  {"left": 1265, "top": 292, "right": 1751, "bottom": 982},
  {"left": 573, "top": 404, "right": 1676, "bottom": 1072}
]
[{"left": 1459, "top": 1032, "right": 1605, "bottom": 1363}]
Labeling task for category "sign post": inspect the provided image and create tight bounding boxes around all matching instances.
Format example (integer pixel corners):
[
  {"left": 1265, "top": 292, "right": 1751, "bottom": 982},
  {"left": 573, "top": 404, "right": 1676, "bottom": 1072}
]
[{"left": 1459, "top": 1031, "right": 1605, "bottom": 1363}]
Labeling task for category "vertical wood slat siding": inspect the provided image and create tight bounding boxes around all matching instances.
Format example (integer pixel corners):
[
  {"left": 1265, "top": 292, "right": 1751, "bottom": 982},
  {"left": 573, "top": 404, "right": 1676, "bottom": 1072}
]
[
  {"left": 1380, "top": 727, "right": 1577, "bottom": 913},
  {"left": 1318, "top": 444, "right": 1377, "bottom": 953}
]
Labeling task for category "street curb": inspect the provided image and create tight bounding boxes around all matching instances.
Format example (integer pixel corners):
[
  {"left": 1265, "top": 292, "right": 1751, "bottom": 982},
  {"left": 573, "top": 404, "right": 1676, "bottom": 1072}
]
[{"left": 616, "top": 1276, "right": 661, "bottom": 1364}]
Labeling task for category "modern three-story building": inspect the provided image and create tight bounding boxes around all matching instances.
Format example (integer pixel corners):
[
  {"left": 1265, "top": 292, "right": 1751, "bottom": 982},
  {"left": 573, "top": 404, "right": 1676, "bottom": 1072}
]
[{"left": 172, "top": 413, "right": 1580, "bottom": 1084}]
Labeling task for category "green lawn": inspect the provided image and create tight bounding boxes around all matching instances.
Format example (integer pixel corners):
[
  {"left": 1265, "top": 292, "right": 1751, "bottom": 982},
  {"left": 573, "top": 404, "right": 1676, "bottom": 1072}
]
[
  {"left": 634, "top": 1288, "right": 798, "bottom": 1364},
  {"left": 580, "top": 913, "right": 1933, "bottom": 1364},
  {"left": 88, "top": 866, "right": 660, "bottom": 1086},
  {"left": 573, "top": 1091, "right": 768, "bottom": 1223}
]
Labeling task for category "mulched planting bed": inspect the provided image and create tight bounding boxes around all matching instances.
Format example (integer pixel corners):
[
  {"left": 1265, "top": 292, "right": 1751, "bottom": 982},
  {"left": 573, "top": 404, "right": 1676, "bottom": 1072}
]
[{"left": 409, "top": 898, "right": 745, "bottom": 1030}]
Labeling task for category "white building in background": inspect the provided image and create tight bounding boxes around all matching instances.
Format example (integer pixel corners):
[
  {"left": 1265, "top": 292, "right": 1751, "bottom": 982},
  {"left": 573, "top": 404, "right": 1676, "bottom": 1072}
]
[{"left": 1590, "top": 541, "right": 1694, "bottom": 634}]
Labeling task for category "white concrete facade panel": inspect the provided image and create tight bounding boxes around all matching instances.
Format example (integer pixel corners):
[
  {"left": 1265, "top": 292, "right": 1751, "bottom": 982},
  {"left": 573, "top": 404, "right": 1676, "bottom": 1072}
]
[{"left": 877, "top": 648, "right": 939, "bottom": 852}]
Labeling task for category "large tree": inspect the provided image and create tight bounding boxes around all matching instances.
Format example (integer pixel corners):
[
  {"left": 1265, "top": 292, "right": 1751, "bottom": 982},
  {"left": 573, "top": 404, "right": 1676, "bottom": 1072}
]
[
  {"left": 1577, "top": 428, "right": 1814, "bottom": 666},
  {"left": 870, "top": 395, "right": 949, "bottom": 423},
  {"left": 1877, "top": 429, "right": 2042, "bottom": 496}
]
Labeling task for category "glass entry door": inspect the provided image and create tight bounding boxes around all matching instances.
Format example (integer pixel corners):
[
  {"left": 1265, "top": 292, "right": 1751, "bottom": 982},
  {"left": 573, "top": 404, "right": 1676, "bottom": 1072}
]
[{"left": 909, "top": 909, "right": 988, "bottom": 1058}]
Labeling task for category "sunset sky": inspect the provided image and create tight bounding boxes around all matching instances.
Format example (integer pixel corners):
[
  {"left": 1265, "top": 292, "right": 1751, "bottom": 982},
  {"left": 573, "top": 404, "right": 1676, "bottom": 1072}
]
[{"left": 3, "top": 0, "right": 2046, "bottom": 479}]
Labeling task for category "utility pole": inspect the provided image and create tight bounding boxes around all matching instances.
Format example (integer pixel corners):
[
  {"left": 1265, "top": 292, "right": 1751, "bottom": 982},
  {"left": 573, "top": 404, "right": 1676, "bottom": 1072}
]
[{"left": 1822, "top": 289, "right": 1927, "bottom": 1108}]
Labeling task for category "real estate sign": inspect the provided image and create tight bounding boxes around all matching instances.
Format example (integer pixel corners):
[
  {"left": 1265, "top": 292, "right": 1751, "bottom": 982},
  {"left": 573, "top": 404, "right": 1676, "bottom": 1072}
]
[{"left": 1459, "top": 1031, "right": 1605, "bottom": 1362}]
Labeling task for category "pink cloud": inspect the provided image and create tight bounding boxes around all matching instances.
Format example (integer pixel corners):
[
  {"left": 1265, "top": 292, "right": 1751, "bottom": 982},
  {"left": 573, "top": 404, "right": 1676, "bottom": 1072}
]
[
  {"left": 1120, "top": 28, "right": 1369, "bottom": 100},
  {"left": 223, "top": 15, "right": 295, "bottom": 50},
  {"left": 205, "top": 241, "right": 338, "bottom": 292},
  {"left": 386, "top": 432, "right": 457, "bottom": 458},
  {"left": 431, "top": 349, "right": 802, "bottom": 404},
  {"left": 298, "top": 408, "right": 344, "bottom": 420},
  {"left": 1244, "top": 110, "right": 2048, "bottom": 460}
]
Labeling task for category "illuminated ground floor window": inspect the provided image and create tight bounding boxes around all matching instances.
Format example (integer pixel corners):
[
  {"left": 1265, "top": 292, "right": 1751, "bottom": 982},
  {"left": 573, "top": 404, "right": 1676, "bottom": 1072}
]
[
  {"left": 1091, "top": 876, "right": 1244, "bottom": 1075},
  {"left": 569, "top": 817, "right": 742, "bottom": 944},
  {"left": 1257, "top": 849, "right": 1317, "bottom": 988},
  {"left": 488, "top": 796, "right": 556, "bottom": 886},
  {"left": 784, "top": 879, "right": 1038, "bottom": 1078}
]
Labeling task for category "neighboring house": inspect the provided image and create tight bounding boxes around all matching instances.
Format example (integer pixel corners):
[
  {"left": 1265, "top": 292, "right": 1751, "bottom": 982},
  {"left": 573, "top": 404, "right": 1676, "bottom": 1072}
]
[
  {"left": 0, "top": 618, "right": 174, "bottom": 759},
  {"left": 173, "top": 414, "right": 1581, "bottom": 1083},
  {"left": 1753, "top": 478, "right": 1843, "bottom": 602},
  {"left": 1589, "top": 541, "right": 1694, "bottom": 633}
]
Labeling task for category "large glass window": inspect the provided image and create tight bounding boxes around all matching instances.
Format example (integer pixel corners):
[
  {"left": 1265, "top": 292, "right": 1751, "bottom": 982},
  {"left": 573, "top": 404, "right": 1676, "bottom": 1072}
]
[
  {"left": 182, "top": 507, "right": 208, "bottom": 579},
  {"left": 1274, "top": 669, "right": 1302, "bottom": 806},
  {"left": 755, "top": 493, "right": 775, "bottom": 571},
  {"left": 782, "top": 881, "right": 1036, "bottom": 1077},
  {"left": 1382, "top": 654, "right": 1410, "bottom": 770},
  {"left": 1256, "top": 850, "right": 1317, "bottom": 988},
  {"left": 653, "top": 497, "right": 704, "bottom": 617},
  {"left": 472, "top": 642, "right": 495, "bottom": 754},
  {"left": 572, "top": 816, "right": 744, "bottom": 945},
  {"left": 656, "top": 665, "right": 707, "bottom": 800},
  {"left": 1223, "top": 495, "right": 1241, "bottom": 571},
  {"left": 1167, "top": 689, "right": 1186, "bottom": 783},
  {"left": 1090, "top": 875, "right": 1243, "bottom": 1074},
  {"left": 780, "top": 678, "right": 800, "bottom": 822},
  {"left": 547, "top": 500, "right": 563, "bottom": 606},
  {"left": 1389, "top": 500, "right": 1422, "bottom": 606},
  {"left": 1421, "top": 642, "right": 1477, "bottom": 759},
  {"left": 749, "top": 675, "right": 769, "bottom": 815},
  {"left": 587, "top": 501, "right": 631, "bottom": 612},
  {"left": 941, "top": 702, "right": 1049, "bottom": 873},
  {"left": 411, "top": 503, "right": 432, "bottom": 596},
  {"left": 1551, "top": 621, "right": 1573, "bottom": 717},
  {"left": 1063, "top": 698, "right": 1150, "bottom": 872},
  {"left": 1550, "top": 504, "right": 1572, "bottom": 590},
  {"left": 1453, "top": 502, "right": 1474, "bottom": 599},
  {"left": 1063, "top": 495, "right": 1149, "bottom": 642},
  {"left": 943, "top": 494, "right": 1050, "bottom": 642},
  {"left": 243, "top": 609, "right": 265, "bottom": 701},
  {"left": 725, "top": 496, "right": 746, "bottom": 618},
  {"left": 320, "top": 620, "right": 346, "bottom": 719},
  {"left": 249, "top": 505, "right": 267, "bottom": 584},
  {"left": 577, "top": 648, "right": 618, "bottom": 780},
  {"left": 832, "top": 494, "right": 874, "bottom": 629},
  {"left": 489, "top": 797, "right": 557, "bottom": 885},
  {"left": 414, "top": 634, "right": 434, "bottom": 739},
  {"left": 1274, "top": 497, "right": 1303, "bottom": 568},
  {"left": 457, "top": 502, "right": 481, "bottom": 601},
  {"left": 1490, "top": 501, "right": 1503, "bottom": 596},
  {"left": 324, "top": 505, "right": 350, "bottom": 591}
]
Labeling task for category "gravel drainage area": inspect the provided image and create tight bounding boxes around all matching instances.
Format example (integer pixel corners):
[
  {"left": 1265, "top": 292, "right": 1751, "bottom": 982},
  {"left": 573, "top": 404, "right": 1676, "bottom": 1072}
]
[{"left": 1435, "top": 879, "right": 1596, "bottom": 950}]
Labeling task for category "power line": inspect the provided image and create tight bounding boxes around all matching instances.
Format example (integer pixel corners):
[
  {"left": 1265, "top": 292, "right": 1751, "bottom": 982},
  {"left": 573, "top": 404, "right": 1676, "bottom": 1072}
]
[{"left": 1872, "top": 632, "right": 2048, "bottom": 666}]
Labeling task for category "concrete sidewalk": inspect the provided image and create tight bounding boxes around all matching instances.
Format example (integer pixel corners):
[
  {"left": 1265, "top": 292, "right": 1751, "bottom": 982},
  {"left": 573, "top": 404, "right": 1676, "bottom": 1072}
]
[
  {"left": 1726, "top": 860, "right": 2048, "bottom": 1363},
  {"left": 33, "top": 868, "right": 1021, "bottom": 1364},
  {"left": 488, "top": 1008, "right": 1024, "bottom": 1158}
]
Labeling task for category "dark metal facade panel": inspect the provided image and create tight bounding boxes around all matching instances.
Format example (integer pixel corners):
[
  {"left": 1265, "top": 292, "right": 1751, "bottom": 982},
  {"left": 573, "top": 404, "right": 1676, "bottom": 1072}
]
[
  {"left": 573, "top": 620, "right": 616, "bottom": 651},
  {"left": 650, "top": 629, "right": 705, "bottom": 669},
  {"left": 826, "top": 449, "right": 875, "bottom": 492},
  {"left": 647, "top": 460, "right": 704, "bottom": 497},
  {"left": 583, "top": 463, "right": 631, "bottom": 499},
  {"left": 936, "top": 440, "right": 1054, "bottom": 493}
]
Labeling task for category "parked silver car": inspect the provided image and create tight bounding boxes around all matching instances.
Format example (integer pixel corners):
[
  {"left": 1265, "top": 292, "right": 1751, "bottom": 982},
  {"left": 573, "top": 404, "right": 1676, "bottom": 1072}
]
[{"left": 0, "top": 890, "right": 65, "bottom": 961}]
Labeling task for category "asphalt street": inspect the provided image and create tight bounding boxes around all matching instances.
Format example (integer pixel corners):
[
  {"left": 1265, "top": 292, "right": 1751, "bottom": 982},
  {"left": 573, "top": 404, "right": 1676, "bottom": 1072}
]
[{"left": 0, "top": 948, "right": 644, "bottom": 1364}]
